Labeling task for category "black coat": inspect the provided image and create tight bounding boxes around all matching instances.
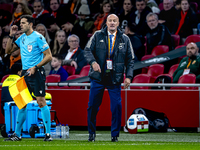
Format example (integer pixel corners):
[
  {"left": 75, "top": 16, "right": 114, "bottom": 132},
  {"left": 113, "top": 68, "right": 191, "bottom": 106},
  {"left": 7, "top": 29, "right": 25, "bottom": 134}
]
[
  {"left": 159, "top": 7, "right": 178, "bottom": 33},
  {"left": 173, "top": 8, "right": 197, "bottom": 38},
  {"left": 84, "top": 27, "right": 134, "bottom": 84},
  {"left": 132, "top": 7, "right": 152, "bottom": 36},
  {"left": 146, "top": 24, "right": 172, "bottom": 54}
]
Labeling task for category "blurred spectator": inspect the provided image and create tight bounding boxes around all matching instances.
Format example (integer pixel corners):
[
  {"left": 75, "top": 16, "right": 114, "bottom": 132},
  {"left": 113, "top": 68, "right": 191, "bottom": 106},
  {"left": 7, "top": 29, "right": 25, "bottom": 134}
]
[
  {"left": 174, "top": 0, "right": 182, "bottom": 10},
  {"left": 73, "top": 0, "right": 94, "bottom": 48},
  {"left": 112, "top": 0, "right": 122, "bottom": 15},
  {"left": 67, "top": 0, "right": 82, "bottom": 15},
  {"left": 35, "top": 23, "right": 52, "bottom": 76},
  {"left": 0, "top": 36, "right": 9, "bottom": 62},
  {"left": 93, "top": 0, "right": 113, "bottom": 33},
  {"left": 1, "top": 36, "right": 10, "bottom": 75},
  {"left": 173, "top": 0, "right": 198, "bottom": 44},
  {"left": 13, "top": 0, "right": 34, "bottom": 12},
  {"left": 49, "top": 54, "right": 69, "bottom": 81},
  {"left": 146, "top": 13, "right": 172, "bottom": 54},
  {"left": 159, "top": 0, "right": 178, "bottom": 33},
  {"left": 63, "top": 34, "right": 87, "bottom": 74},
  {"left": 132, "top": 0, "right": 152, "bottom": 36},
  {"left": 0, "top": 36, "right": 7, "bottom": 79},
  {"left": 10, "top": 2, "right": 32, "bottom": 27},
  {"left": 118, "top": 0, "right": 135, "bottom": 33},
  {"left": 49, "top": 0, "right": 76, "bottom": 38},
  {"left": 51, "top": 30, "right": 68, "bottom": 56},
  {"left": 32, "top": 0, "right": 52, "bottom": 28},
  {"left": 35, "top": 23, "right": 52, "bottom": 45},
  {"left": 0, "top": 9, "right": 12, "bottom": 34},
  {"left": 124, "top": 22, "right": 144, "bottom": 61},
  {"left": 145, "top": 0, "right": 160, "bottom": 13},
  {"left": 89, "top": 0, "right": 104, "bottom": 16},
  {"left": 3, "top": 31, "right": 22, "bottom": 75},
  {"left": 173, "top": 42, "right": 200, "bottom": 83}
]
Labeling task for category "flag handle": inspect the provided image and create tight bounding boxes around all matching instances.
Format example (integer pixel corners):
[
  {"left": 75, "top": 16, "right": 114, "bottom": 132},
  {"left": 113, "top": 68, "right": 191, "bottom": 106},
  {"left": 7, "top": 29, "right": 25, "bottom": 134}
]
[{"left": 23, "top": 71, "right": 30, "bottom": 77}]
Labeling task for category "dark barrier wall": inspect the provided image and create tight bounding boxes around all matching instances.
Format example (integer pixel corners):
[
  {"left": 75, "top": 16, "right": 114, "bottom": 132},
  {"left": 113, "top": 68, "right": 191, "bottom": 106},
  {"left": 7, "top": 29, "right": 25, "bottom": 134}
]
[{"left": 0, "top": 89, "right": 199, "bottom": 128}]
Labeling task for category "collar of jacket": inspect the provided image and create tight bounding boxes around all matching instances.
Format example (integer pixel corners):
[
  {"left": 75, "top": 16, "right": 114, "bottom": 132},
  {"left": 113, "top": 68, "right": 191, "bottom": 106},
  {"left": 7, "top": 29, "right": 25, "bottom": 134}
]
[{"left": 100, "top": 26, "right": 123, "bottom": 37}]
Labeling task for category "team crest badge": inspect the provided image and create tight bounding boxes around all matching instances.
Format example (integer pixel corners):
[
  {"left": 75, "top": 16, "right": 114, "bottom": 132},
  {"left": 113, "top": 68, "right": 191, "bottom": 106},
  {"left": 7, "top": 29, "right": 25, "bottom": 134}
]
[{"left": 28, "top": 45, "right": 32, "bottom": 52}]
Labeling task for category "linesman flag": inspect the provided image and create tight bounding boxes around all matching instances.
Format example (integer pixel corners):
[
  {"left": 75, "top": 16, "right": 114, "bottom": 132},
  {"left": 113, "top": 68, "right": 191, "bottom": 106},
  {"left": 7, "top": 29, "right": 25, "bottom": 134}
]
[{"left": 9, "top": 76, "right": 33, "bottom": 109}]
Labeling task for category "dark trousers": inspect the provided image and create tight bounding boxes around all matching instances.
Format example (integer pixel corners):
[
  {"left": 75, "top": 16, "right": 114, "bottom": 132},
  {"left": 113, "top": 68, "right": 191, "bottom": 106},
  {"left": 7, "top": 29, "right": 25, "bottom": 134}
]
[{"left": 87, "top": 77, "right": 122, "bottom": 137}]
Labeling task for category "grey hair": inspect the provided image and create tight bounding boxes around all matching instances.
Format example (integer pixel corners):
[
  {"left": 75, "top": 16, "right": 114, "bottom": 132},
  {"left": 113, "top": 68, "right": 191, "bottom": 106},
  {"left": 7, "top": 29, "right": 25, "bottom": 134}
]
[
  {"left": 146, "top": 12, "right": 158, "bottom": 21},
  {"left": 67, "top": 34, "right": 80, "bottom": 44},
  {"left": 35, "top": 23, "right": 51, "bottom": 44}
]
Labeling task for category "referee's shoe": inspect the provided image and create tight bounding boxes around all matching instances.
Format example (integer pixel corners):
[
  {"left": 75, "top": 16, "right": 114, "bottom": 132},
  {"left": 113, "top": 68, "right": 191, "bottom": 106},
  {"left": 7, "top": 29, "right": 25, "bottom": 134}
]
[
  {"left": 44, "top": 133, "right": 53, "bottom": 141},
  {"left": 4, "top": 133, "right": 22, "bottom": 141}
]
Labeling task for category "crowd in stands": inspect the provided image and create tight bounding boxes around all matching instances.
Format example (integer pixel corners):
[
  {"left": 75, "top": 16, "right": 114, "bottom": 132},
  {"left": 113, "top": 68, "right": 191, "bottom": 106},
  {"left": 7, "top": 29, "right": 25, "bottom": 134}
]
[{"left": 0, "top": 0, "right": 200, "bottom": 85}]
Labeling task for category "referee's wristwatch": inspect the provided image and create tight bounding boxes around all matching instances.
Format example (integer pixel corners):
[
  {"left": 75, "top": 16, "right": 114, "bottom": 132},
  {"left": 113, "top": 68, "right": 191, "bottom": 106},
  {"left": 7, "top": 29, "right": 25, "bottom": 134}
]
[{"left": 35, "top": 65, "right": 39, "bottom": 70}]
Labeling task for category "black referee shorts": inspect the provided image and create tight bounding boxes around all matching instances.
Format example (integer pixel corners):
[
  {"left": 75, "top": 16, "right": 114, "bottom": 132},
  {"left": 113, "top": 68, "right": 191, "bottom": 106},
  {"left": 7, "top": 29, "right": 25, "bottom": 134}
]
[{"left": 21, "top": 67, "right": 46, "bottom": 97}]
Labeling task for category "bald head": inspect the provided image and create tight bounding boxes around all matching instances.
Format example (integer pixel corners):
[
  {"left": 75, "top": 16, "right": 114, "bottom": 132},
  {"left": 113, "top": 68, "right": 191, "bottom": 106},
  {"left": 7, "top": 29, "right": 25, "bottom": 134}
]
[
  {"left": 186, "top": 42, "right": 199, "bottom": 58},
  {"left": 107, "top": 14, "right": 119, "bottom": 21},
  {"left": 106, "top": 14, "right": 119, "bottom": 34}
]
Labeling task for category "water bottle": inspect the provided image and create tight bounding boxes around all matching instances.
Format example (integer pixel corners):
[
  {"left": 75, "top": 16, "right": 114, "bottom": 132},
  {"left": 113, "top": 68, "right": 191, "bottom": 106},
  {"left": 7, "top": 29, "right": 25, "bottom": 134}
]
[
  {"left": 66, "top": 124, "right": 69, "bottom": 138},
  {"left": 56, "top": 123, "right": 62, "bottom": 138},
  {"left": 61, "top": 124, "right": 65, "bottom": 139}
]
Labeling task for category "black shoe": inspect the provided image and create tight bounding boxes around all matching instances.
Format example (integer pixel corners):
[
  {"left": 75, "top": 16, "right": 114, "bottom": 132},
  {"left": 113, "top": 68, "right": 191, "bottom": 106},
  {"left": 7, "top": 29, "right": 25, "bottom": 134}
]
[
  {"left": 111, "top": 137, "right": 118, "bottom": 142},
  {"left": 88, "top": 134, "right": 95, "bottom": 142},
  {"left": 4, "top": 133, "right": 22, "bottom": 141},
  {"left": 44, "top": 133, "right": 53, "bottom": 141}
]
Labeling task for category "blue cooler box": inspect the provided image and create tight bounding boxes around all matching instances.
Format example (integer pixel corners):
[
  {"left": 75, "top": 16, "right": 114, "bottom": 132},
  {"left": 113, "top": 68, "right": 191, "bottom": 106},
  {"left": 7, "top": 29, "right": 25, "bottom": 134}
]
[{"left": 4, "top": 100, "right": 52, "bottom": 138}]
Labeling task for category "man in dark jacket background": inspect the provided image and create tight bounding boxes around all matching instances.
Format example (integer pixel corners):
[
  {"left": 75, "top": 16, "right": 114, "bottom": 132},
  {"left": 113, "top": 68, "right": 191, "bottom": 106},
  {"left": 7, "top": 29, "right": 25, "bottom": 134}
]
[
  {"left": 146, "top": 12, "right": 172, "bottom": 54},
  {"left": 84, "top": 14, "right": 134, "bottom": 142}
]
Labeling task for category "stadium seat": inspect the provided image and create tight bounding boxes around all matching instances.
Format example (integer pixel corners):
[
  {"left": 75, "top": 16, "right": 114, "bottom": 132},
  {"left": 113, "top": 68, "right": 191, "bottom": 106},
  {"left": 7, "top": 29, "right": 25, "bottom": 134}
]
[
  {"left": 168, "top": 64, "right": 179, "bottom": 76},
  {"left": 175, "top": 45, "right": 186, "bottom": 49},
  {"left": 151, "top": 45, "right": 169, "bottom": 56},
  {"left": 153, "top": 64, "right": 179, "bottom": 84},
  {"left": 141, "top": 54, "right": 155, "bottom": 73},
  {"left": 62, "top": 65, "right": 76, "bottom": 75},
  {"left": 171, "top": 74, "right": 196, "bottom": 90},
  {"left": 0, "top": 74, "right": 10, "bottom": 89},
  {"left": 79, "top": 65, "right": 90, "bottom": 77},
  {"left": 152, "top": 64, "right": 179, "bottom": 85},
  {"left": 61, "top": 75, "right": 82, "bottom": 89},
  {"left": 46, "top": 74, "right": 61, "bottom": 89},
  {"left": 1, "top": 74, "right": 10, "bottom": 83},
  {"left": 184, "top": 35, "right": 200, "bottom": 45},
  {"left": 147, "top": 64, "right": 165, "bottom": 83},
  {"left": 171, "top": 34, "right": 180, "bottom": 47},
  {"left": 130, "top": 74, "right": 151, "bottom": 89},
  {"left": 155, "top": 74, "right": 173, "bottom": 83}
]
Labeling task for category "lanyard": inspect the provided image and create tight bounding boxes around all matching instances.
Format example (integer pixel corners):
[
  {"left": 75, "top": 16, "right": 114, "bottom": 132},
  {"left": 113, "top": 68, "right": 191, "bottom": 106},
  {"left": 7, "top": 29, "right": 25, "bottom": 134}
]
[
  {"left": 108, "top": 32, "right": 117, "bottom": 59},
  {"left": 187, "top": 59, "right": 191, "bottom": 69}
]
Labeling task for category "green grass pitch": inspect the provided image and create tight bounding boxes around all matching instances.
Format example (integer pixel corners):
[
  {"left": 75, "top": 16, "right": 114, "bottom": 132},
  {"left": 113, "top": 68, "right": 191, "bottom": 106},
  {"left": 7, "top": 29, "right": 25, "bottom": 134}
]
[{"left": 1, "top": 130, "right": 200, "bottom": 150}]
